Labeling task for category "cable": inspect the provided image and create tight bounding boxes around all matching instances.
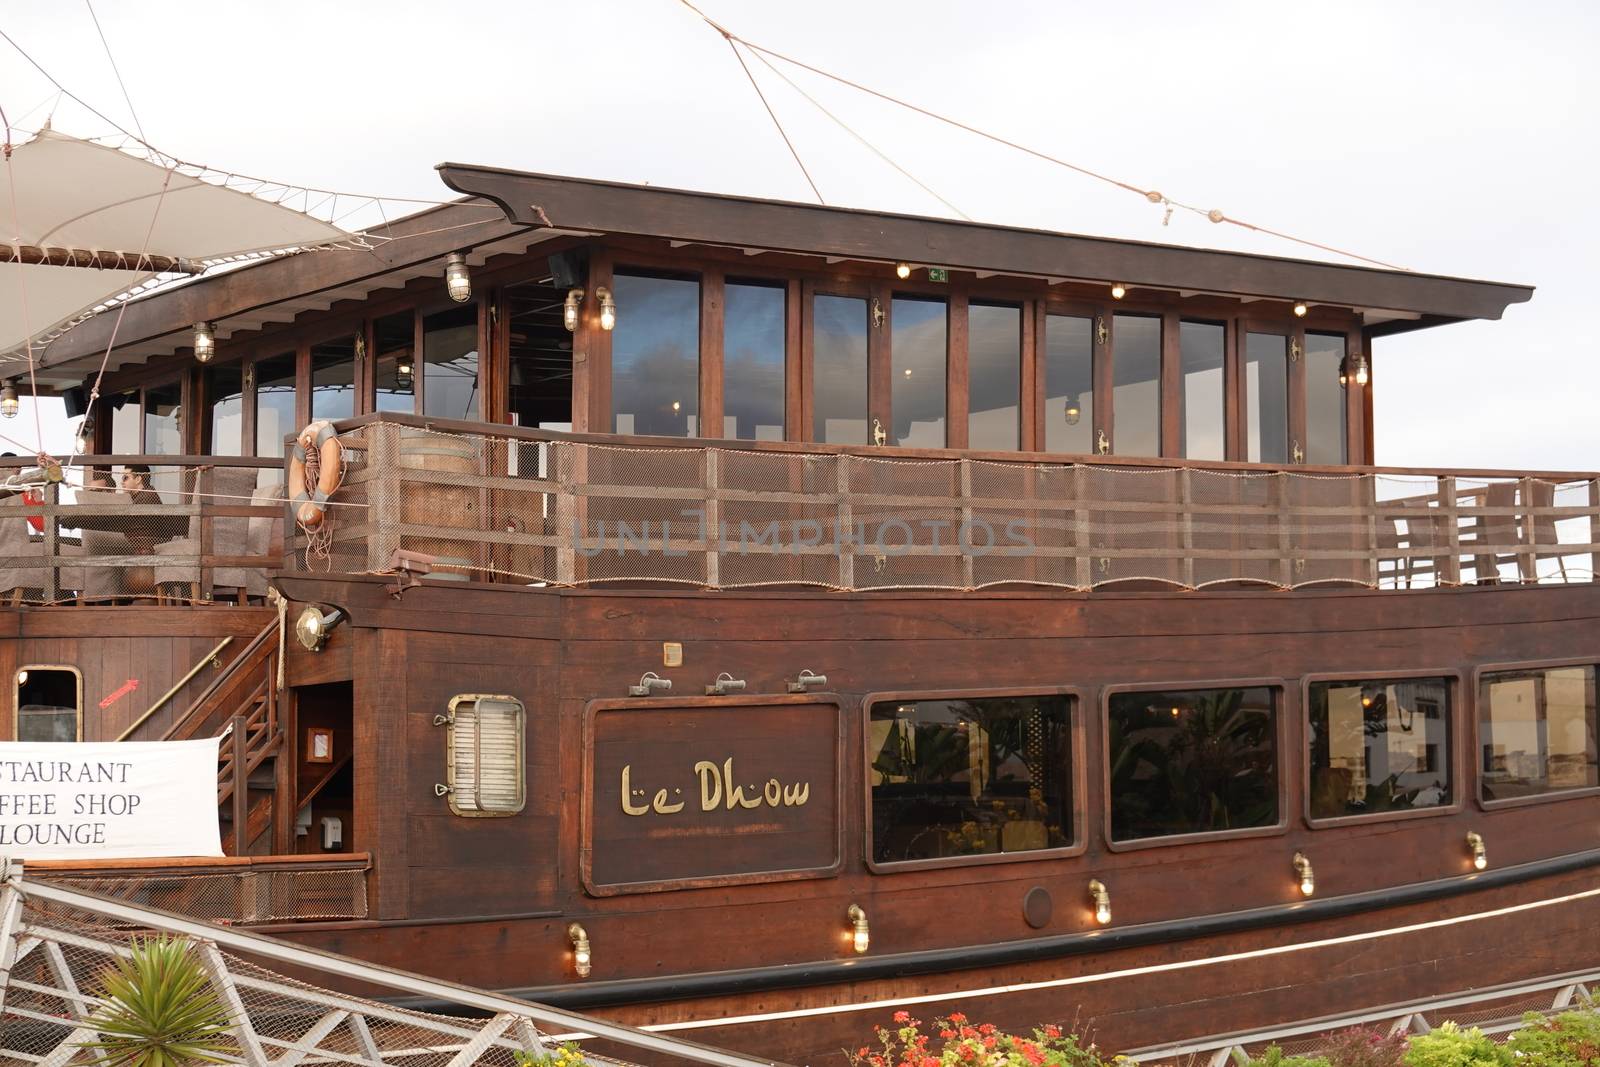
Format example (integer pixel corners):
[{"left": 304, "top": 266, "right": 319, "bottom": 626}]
[
  {"left": 84, "top": 0, "right": 146, "bottom": 144},
  {"left": 675, "top": 0, "right": 1405, "bottom": 271},
  {"left": 721, "top": 31, "right": 823, "bottom": 204}
]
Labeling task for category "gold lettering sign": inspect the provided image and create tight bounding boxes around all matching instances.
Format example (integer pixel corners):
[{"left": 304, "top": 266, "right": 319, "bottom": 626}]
[{"left": 584, "top": 700, "right": 841, "bottom": 895}]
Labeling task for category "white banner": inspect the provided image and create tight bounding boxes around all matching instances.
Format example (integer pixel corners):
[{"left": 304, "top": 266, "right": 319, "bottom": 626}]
[{"left": 0, "top": 738, "right": 224, "bottom": 860}]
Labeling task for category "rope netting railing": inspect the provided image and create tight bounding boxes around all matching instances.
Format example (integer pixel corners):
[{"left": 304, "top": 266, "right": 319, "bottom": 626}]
[
  {"left": 298, "top": 419, "right": 1600, "bottom": 595},
  {"left": 0, "top": 457, "right": 285, "bottom": 606},
  {"left": 34, "top": 862, "right": 369, "bottom": 925}
]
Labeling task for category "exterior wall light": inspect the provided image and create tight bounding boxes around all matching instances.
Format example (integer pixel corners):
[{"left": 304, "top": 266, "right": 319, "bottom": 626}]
[
  {"left": 596, "top": 286, "right": 617, "bottom": 331},
  {"left": 294, "top": 605, "right": 343, "bottom": 652},
  {"left": 193, "top": 322, "right": 216, "bottom": 363},
  {"left": 1466, "top": 831, "right": 1487, "bottom": 870},
  {"left": 787, "top": 669, "right": 827, "bottom": 693},
  {"left": 846, "top": 903, "right": 870, "bottom": 953},
  {"left": 628, "top": 672, "right": 672, "bottom": 697},
  {"left": 1064, "top": 394, "right": 1082, "bottom": 426},
  {"left": 74, "top": 420, "right": 91, "bottom": 455},
  {"left": 1110, "top": 283, "right": 1127, "bottom": 300},
  {"left": 0, "top": 380, "right": 17, "bottom": 419},
  {"left": 444, "top": 253, "right": 472, "bottom": 303},
  {"left": 1293, "top": 852, "right": 1315, "bottom": 897},
  {"left": 706, "top": 672, "right": 747, "bottom": 696},
  {"left": 568, "top": 923, "right": 592, "bottom": 978},
  {"left": 1293, "top": 301, "right": 1309, "bottom": 317},
  {"left": 1088, "top": 879, "right": 1111, "bottom": 924},
  {"left": 563, "top": 288, "right": 584, "bottom": 332},
  {"left": 895, "top": 261, "right": 912, "bottom": 280}
]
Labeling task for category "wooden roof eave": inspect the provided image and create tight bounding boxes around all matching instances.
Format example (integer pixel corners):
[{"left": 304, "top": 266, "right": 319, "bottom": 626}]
[{"left": 436, "top": 163, "right": 1535, "bottom": 328}]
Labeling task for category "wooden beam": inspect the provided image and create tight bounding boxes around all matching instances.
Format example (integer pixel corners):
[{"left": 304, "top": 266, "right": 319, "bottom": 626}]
[{"left": 1, "top": 245, "right": 204, "bottom": 274}]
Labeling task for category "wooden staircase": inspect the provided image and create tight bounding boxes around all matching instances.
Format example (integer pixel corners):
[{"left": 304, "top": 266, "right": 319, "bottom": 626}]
[{"left": 162, "top": 621, "right": 284, "bottom": 855}]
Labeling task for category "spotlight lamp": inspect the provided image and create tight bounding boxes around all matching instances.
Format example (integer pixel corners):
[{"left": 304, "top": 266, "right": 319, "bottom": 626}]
[
  {"left": 1064, "top": 394, "right": 1082, "bottom": 426},
  {"left": 0, "top": 380, "right": 18, "bottom": 419},
  {"left": 1088, "top": 879, "right": 1111, "bottom": 925},
  {"left": 628, "top": 672, "right": 672, "bottom": 697},
  {"left": 1110, "top": 282, "right": 1127, "bottom": 300},
  {"left": 846, "top": 903, "right": 870, "bottom": 953},
  {"left": 895, "top": 261, "right": 912, "bottom": 280},
  {"left": 1293, "top": 301, "right": 1309, "bottom": 318},
  {"left": 444, "top": 253, "right": 472, "bottom": 303},
  {"left": 787, "top": 668, "right": 828, "bottom": 693},
  {"left": 563, "top": 288, "right": 584, "bottom": 332},
  {"left": 1466, "top": 831, "right": 1487, "bottom": 871},
  {"left": 193, "top": 322, "right": 216, "bottom": 363},
  {"left": 706, "top": 672, "right": 747, "bottom": 696},
  {"left": 1293, "top": 852, "right": 1316, "bottom": 897},
  {"left": 597, "top": 286, "right": 617, "bottom": 331},
  {"left": 568, "top": 923, "right": 592, "bottom": 978},
  {"left": 294, "top": 605, "right": 344, "bottom": 652}
]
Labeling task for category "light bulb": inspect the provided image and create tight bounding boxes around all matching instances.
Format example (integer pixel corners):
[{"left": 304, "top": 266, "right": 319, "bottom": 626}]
[
  {"left": 193, "top": 322, "right": 215, "bottom": 363},
  {"left": 563, "top": 288, "right": 584, "bottom": 332},
  {"left": 398, "top": 361, "right": 412, "bottom": 377},
  {"left": 671, "top": 400, "right": 681, "bottom": 413},
  {"left": 1110, "top": 283, "right": 1127, "bottom": 300},
  {"left": 444, "top": 253, "right": 472, "bottom": 303},
  {"left": 597, "top": 286, "right": 617, "bottom": 331},
  {"left": 568, "top": 923, "right": 592, "bottom": 978},
  {"left": 0, "top": 380, "right": 17, "bottom": 419},
  {"left": 847, "top": 904, "right": 870, "bottom": 953},
  {"left": 74, "top": 430, "right": 90, "bottom": 455},
  {"left": 1088, "top": 880, "right": 1111, "bottom": 925},
  {"left": 1064, "top": 395, "right": 1081, "bottom": 425},
  {"left": 895, "top": 261, "right": 911, "bottom": 280},
  {"left": 1467, "top": 831, "right": 1487, "bottom": 871},
  {"left": 1354, "top": 357, "right": 1370, "bottom": 387},
  {"left": 1293, "top": 853, "right": 1315, "bottom": 897},
  {"left": 1293, "top": 301, "right": 1309, "bottom": 317},
  {"left": 1095, "top": 902, "right": 1111, "bottom": 925}
]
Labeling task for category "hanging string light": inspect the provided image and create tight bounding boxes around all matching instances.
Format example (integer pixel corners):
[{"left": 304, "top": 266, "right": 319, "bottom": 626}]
[
  {"left": 192, "top": 322, "right": 216, "bottom": 363},
  {"left": 444, "top": 253, "right": 472, "bottom": 303}
]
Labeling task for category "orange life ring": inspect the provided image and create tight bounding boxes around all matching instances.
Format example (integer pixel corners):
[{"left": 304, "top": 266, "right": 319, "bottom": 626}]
[{"left": 287, "top": 420, "right": 341, "bottom": 530}]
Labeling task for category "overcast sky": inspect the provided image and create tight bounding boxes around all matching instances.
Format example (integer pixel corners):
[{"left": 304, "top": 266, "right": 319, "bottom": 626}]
[{"left": 2, "top": 0, "right": 1595, "bottom": 471}]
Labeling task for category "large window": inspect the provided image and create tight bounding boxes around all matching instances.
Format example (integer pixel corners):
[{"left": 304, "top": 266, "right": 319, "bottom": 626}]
[
  {"left": 254, "top": 352, "right": 297, "bottom": 458},
  {"left": 1245, "top": 333, "right": 1289, "bottom": 463},
  {"left": 144, "top": 381, "right": 182, "bottom": 455},
  {"left": 1479, "top": 665, "right": 1599, "bottom": 801},
  {"left": 1044, "top": 314, "right": 1094, "bottom": 454},
  {"left": 373, "top": 312, "right": 416, "bottom": 415},
  {"left": 813, "top": 294, "right": 868, "bottom": 444},
  {"left": 724, "top": 281, "right": 785, "bottom": 441},
  {"left": 890, "top": 296, "right": 946, "bottom": 447},
  {"left": 968, "top": 303, "right": 1020, "bottom": 451},
  {"left": 869, "top": 694, "right": 1072, "bottom": 863},
  {"left": 207, "top": 365, "right": 243, "bottom": 457},
  {"left": 1308, "top": 676, "right": 1451, "bottom": 820},
  {"left": 1180, "top": 321, "right": 1225, "bottom": 461},
  {"left": 15, "top": 666, "right": 80, "bottom": 743},
  {"left": 423, "top": 305, "right": 480, "bottom": 422},
  {"left": 1108, "top": 686, "right": 1278, "bottom": 842},
  {"left": 611, "top": 273, "right": 699, "bottom": 436},
  {"left": 1112, "top": 315, "right": 1161, "bottom": 457},
  {"left": 1306, "top": 333, "right": 1348, "bottom": 465},
  {"left": 311, "top": 337, "right": 358, "bottom": 422}
]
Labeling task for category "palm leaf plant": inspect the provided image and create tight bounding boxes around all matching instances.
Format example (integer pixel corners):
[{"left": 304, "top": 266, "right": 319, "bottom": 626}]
[{"left": 76, "top": 934, "right": 237, "bottom": 1067}]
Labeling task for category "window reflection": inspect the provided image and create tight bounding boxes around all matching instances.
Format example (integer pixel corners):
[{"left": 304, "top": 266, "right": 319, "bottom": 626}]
[
  {"left": 724, "top": 281, "right": 785, "bottom": 441},
  {"left": 144, "top": 381, "right": 182, "bottom": 455},
  {"left": 1245, "top": 333, "right": 1289, "bottom": 463},
  {"left": 110, "top": 391, "right": 141, "bottom": 453},
  {"left": 373, "top": 312, "right": 415, "bottom": 415},
  {"left": 311, "top": 338, "right": 357, "bottom": 422},
  {"left": 869, "top": 695, "right": 1072, "bottom": 863},
  {"left": 969, "top": 303, "right": 1020, "bottom": 451},
  {"left": 15, "top": 668, "right": 79, "bottom": 743},
  {"left": 1112, "top": 315, "right": 1161, "bottom": 457},
  {"left": 1180, "top": 321, "right": 1225, "bottom": 461},
  {"left": 1045, "top": 314, "right": 1093, "bottom": 454},
  {"left": 891, "top": 296, "right": 946, "bottom": 447},
  {"left": 423, "top": 305, "right": 480, "bottom": 422},
  {"left": 1108, "top": 686, "right": 1277, "bottom": 841},
  {"left": 254, "top": 352, "right": 297, "bottom": 458},
  {"left": 1306, "top": 333, "right": 1348, "bottom": 464},
  {"left": 1309, "top": 677, "right": 1451, "bottom": 819},
  {"left": 611, "top": 273, "right": 699, "bottom": 436},
  {"left": 208, "top": 365, "right": 243, "bottom": 457},
  {"left": 1480, "top": 665, "right": 1599, "bottom": 800},
  {"left": 506, "top": 278, "right": 573, "bottom": 431},
  {"left": 813, "top": 295, "right": 868, "bottom": 444}
]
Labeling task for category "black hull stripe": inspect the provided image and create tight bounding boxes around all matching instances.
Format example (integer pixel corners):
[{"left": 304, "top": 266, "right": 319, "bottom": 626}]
[{"left": 395, "top": 847, "right": 1600, "bottom": 1014}]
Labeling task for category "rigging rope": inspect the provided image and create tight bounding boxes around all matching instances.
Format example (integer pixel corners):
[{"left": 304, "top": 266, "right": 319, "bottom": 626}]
[{"left": 721, "top": 34, "right": 823, "bottom": 204}]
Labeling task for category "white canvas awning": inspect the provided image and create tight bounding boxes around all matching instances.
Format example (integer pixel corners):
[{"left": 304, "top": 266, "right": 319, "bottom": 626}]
[{"left": 1, "top": 127, "right": 352, "bottom": 361}]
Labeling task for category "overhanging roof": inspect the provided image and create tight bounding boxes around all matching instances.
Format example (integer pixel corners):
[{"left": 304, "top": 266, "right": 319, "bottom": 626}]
[{"left": 438, "top": 164, "right": 1535, "bottom": 332}]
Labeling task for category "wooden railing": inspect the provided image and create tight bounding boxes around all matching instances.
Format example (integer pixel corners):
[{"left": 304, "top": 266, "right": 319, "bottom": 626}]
[
  {"left": 298, "top": 413, "right": 1600, "bottom": 594},
  {"left": 0, "top": 454, "right": 284, "bottom": 605}
]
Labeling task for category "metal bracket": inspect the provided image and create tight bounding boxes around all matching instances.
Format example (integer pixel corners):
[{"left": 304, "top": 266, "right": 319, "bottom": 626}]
[
  {"left": 1292, "top": 439, "right": 1305, "bottom": 465},
  {"left": 872, "top": 418, "right": 887, "bottom": 446},
  {"left": 870, "top": 298, "right": 885, "bottom": 329},
  {"left": 1095, "top": 316, "right": 1108, "bottom": 346},
  {"left": 1096, "top": 428, "right": 1111, "bottom": 455},
  {"left": 434, "top": 783, "right": 452, "bottom": 797},
  {"left": 1289, "top": 338, "right": 1302, "bottom": 363}
]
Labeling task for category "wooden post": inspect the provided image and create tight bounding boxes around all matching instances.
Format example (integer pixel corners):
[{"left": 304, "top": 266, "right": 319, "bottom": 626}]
[
  {"left": 1440, "top": 476, "right": 1462, "bottom": 585},
  {"left": 199, "top": 467, "right": 215, "bottom": 602},
  {"left": 43, "top": 481, "right": 60, "bottom": 603},
  {"left": 1518, "top": 476, "right": 1538, "bottom": 582},
  {"left": 1276, "top": 470, "right": 1293, "bottom": 589},
  {"left": 1180, "top": 467, "right": 1195, "bottom": 589},
  {"left": 1073, "top": 464, "right": 1091, "bottom": 590},
  {"left": 231, "top": 714, "right": 249, "bottom": 857},
  {"left": 960, "top": 458, "right": 975, "bottom": 589},
  {"left": 837, "top": 455, "right": 854, "bottom": 590},
  {"left": 554, "top": 442, "right": 577, "bottom": 587},
  {"left": 1590, "top": 478, "right": 1599, "bottom": 583},
  {"left": 704, "top": 449, "right": 721, "bottom": 589},
  {"left": 1365, "top": 474, "right": 1380, "bottom": 589}
]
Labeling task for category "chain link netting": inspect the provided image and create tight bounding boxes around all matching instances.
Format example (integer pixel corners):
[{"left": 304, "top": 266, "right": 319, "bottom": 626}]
[
  {"left": 296, "top": 424, "right": 1600, "bottom": 594},
  {"left": 40, "top": 866, "right": 367, "bottom": 924}
]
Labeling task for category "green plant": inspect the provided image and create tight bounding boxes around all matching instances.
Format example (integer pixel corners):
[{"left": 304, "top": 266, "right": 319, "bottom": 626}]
[
  {"left": 514, "top": 1042, "right": 592, "bottom": 1067},
  {"left": 847, "top": 1011, "right": 1107, "bottom": 1067},
  {"left": 1504, "top": 1008, "right": 1600, "bottom": 1067},
  {"left": 76, "top": 935, "right": 235, "bottom": 1067},
  {"left": 1243, "top": 1045, "right": 1332, "bottom": 1067},
  {"left": 1401, "top": 1022, "right": 1511, "bottom": 1067}
]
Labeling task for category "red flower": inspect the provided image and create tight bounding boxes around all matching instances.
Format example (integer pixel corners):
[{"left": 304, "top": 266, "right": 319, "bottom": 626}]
[
  {"left": 857, "top": 1049, "right": 870, "bottom": 1058},
  {"left": 940, "top": 1030, "right": 956, "bottom": 1039},
  {"left": 960, "top": 1027, "right": 977, "bottom": 1039},
  {"left": 948, "top": 1013, "right": 968, "bottom": 1024},
  {"left": 894, "top": 1011, "right": 912, "bottom": 1023},
  {"left": 978, "top": 1024, "right": 997, "bottom": 1036},
  {"left": 983, "top": 1037, "right": 997, "bottom": 1050},
  {"left": 1042, "top": 1025, "right": 1062, "bottom": 1039},
  {"left": 1021, "top": 1044, "right": 1045, "bottom": 1064}
]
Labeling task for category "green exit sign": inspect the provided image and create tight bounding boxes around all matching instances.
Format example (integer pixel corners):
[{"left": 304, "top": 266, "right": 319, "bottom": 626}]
[{"left": 926, "top": 267, "right": 948, "bottom": 283}]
